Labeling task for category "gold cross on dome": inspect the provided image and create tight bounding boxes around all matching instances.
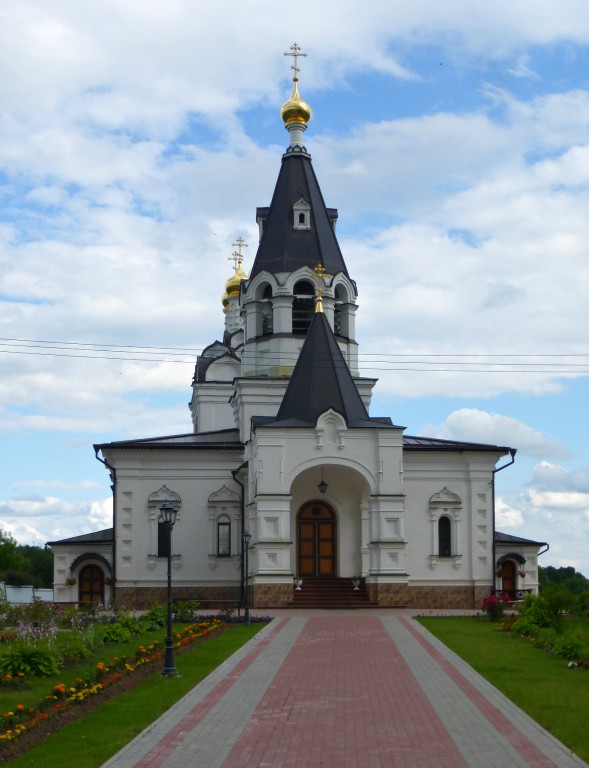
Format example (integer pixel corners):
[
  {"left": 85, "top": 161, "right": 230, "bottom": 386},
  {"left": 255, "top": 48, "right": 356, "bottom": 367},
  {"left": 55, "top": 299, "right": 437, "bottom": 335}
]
[
  {"left": 284, "top": 42, "right": 307, "bottom": 78},
  {"left": 228, "top": 236, "right": 248, "bottom": 272},
  {"left": 307, "top": 263, "right": 332, "bottom": 313}
]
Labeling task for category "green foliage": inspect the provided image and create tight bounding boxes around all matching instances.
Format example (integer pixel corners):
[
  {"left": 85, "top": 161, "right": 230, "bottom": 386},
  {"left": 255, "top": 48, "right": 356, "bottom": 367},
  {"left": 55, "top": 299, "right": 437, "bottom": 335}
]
[
  {"left": 518, "top": 589, "right": 573, "bottom": 634},
  {"left": 3, "top": 598, "right": 61, "bottom": 630},
  {"left": 519, "top": 593, "right": 552, "bottom": 627},
  {"left": 0, "top": 644, "right": 61, "bottom": 677},
  {"left": 0, "top": 530, "right": 28, "bottom": 573},
  {"left": 173, "top": 600, "right": 200, "bottom": 622},
  {"left": 0, "top": 530, "right": 54, "bottom": 587},
  {"left": 99, "top": 622, "right": 134, "bottom": 644},
  {"left": 117, "top": 614, "right": 142, "bottom": 637},
  {"left": 540, "top": 565, "right": 589, "bottom": 596},
  {"left": 56, "top": 632, "right": 95, "bottom": 664},
  {"left": 541, "top": 585, "right": 574, "bottom": 634},
  {"left": 481, "top": 593, "right": 509, "bottom": 621},
  {"left": 17, "top": 544, "right": 54, "bottom": 587},
  {"left": 141, "top": 603, "right": 167, "bottom": 629},
  {"left": 511, "top": 614, "right": 541, "bottom": 638},
  {"left": 420, "top": 616, "right": 589, "bottom": 763},
  {"left": 0, "top": 624, "right": 262, "bottom": 768},
  {"left": 553, "top": 635, "right": 583, "bottom": 662}
]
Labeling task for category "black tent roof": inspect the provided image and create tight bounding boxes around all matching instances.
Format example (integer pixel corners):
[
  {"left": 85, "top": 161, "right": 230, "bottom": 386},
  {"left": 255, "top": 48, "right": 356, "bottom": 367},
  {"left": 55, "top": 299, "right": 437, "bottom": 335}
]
[
  {"left": 249, "top": 151, "right": 349, "bottom": 279},
  {"left": 258, "top": 311, "right": 394, "bottom": 429}
]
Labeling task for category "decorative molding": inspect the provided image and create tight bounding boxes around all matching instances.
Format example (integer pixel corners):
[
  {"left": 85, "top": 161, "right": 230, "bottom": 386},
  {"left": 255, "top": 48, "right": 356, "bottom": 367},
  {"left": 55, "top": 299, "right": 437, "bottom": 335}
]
[
  {"left": 148, "top": 485, "right": 181, "bottom": 507},
  {"left": 208, "top": 485, "right": 240, "bottom": 504},
  {"left": 429, "top": 487, "right": 462, "bottom": 507}
]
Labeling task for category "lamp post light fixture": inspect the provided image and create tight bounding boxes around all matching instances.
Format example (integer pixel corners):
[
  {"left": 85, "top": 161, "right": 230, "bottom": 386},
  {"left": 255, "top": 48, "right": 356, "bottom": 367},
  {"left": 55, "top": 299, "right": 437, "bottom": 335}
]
[
  {"left": 242, "top": 530, "right": 252, "bottom": 625},
  {"left": 159, "top": 502, "right": 178, "bottom": 677},
  {"left": 317, "top": 466, "right": 328, "bottom": 494}
]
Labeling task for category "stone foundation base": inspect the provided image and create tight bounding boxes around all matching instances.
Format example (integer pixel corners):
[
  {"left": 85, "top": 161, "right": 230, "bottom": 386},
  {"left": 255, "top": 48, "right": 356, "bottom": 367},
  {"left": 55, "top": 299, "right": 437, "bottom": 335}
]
[
  {"left": 115, "top": 585, "right": 240, "bottom": 611},
  {"left": 367, "top": 583, "right": 489, "bottom": 609},
  {"left": 409, "top": 585, "right": 479, "bottom": 610},
  {"left": 113, "top": 582, "right": 491, "bottom": 611},
  {"left": 367, "top": 582, "right": 411, "bottom": 607},
  {"left": 252, "top": 582, "right": 293, "bottom": 608}
]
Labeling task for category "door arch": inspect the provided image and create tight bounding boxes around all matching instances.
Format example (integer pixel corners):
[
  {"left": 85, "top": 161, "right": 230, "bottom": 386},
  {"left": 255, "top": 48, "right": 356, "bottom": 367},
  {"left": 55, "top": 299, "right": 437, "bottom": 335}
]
[{"left": 297, "top": 501, "right": 336, "bottom": 577}]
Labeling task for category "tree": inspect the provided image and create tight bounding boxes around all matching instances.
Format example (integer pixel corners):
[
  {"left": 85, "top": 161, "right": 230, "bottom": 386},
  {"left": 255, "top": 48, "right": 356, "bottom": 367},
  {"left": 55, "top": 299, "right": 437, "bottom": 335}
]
[
  {"left": 0, "top": 531, "right": 54, "bottom": 588},
  {"left": 539, "top": 565, "right": 589, "bottom": 595},
  {"left": 0, "top": 529, "right": 28, "bottom": 573}
]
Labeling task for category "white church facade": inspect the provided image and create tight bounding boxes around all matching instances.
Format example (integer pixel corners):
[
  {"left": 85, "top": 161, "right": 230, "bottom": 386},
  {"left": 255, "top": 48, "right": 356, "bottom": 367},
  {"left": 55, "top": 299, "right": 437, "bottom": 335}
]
[{"left": 48, "top": 60, "right": 547, "bottom": 610}]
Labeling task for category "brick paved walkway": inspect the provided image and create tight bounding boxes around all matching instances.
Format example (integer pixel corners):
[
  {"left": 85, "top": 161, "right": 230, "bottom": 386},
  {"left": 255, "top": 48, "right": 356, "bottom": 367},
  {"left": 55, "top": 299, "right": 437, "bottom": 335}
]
[{"left": 100, "top": 612, "right": 588, "bottom": 768}]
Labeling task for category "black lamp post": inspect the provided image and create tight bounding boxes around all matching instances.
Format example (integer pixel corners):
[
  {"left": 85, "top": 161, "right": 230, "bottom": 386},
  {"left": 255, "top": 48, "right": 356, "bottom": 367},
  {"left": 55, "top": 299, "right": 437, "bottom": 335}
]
[
  {"left": 159, "top": 502, "right": 178, "bottom": 677},
  {"left": 242, "top": 530, "right": 252, "bottom": 625}
]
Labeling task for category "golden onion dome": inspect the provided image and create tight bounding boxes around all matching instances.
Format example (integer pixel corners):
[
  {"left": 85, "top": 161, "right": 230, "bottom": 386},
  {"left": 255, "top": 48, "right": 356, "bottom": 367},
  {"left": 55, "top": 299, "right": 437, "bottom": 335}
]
[
  {"left": 222, "top": 263, "right": 247, "bottom": 308},
  {"left": 280, "top": 77, "right": 312, "bottom": 126}
]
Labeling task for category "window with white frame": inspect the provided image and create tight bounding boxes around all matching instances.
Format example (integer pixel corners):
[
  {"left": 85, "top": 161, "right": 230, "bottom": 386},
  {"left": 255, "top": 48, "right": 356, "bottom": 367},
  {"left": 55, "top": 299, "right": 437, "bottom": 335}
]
[
  {"left": 438, "top": 515, "right": 452, "bottom": 557},
  {"left": 217, "top": 515, "right": 231, "bottom": 557}
]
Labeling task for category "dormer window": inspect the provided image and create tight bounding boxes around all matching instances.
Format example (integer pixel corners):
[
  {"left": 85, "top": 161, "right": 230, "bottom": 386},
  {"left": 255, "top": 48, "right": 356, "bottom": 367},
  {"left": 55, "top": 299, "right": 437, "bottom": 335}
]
[{"left": 293, "top": 197, "right": 311, "bottom": 231}]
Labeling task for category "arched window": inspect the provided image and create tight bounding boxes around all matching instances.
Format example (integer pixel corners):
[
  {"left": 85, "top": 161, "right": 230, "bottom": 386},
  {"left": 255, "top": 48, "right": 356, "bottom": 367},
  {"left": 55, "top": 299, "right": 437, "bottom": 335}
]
[
  {"left": 438, "top": 516, "right": 452, "bottom": 557},
  {"left": 334, "top": 284, "right": 350, "bottom": 337},
  {"left": 158, "top": 522, "right": 171, "bottom": 558},
  {"left": 293, "top": 197, "right": 311, "bottom": 230},
  {"left": 262, "top": 284, "right": 273, "bottom": 335},
  {"left": 217, "top": 515, "right": 231, "bottom": 557},
  {"left": 292, "top": 280, "right": 315, "bottom": 335}
]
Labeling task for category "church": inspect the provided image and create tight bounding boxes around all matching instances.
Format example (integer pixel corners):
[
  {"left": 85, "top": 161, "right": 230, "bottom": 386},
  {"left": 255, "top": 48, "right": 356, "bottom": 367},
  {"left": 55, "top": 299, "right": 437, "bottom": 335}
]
[{"left": 48, "top": 52, "right": 547, "bottom": 610}]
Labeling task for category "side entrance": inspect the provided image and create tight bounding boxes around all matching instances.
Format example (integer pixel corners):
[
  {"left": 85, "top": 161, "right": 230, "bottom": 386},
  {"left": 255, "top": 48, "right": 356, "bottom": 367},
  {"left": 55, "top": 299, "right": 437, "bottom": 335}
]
[{"left": 297, "top": 501, "right": 336, "bottom": 577}]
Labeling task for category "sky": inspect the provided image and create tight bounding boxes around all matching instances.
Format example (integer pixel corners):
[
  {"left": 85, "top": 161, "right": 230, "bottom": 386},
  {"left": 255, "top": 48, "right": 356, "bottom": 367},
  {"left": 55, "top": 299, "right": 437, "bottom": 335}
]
[{"left": 1, "top": 0, "right": 588, "bottom": 576}]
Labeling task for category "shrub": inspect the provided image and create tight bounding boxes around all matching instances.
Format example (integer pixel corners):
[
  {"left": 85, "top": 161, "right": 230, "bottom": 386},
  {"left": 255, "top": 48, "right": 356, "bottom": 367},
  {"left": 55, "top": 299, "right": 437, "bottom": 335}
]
[
  {"left": 117, "top": 614, "right": 142, "bottom": 637},
  {"left": 141, "top": 603, "right": 167, "bottom": 629},
  {"left": 100, "top": 622, "right": 135, "bottom": 644},
  {"left": 0, "top": 644, "right": 61, "bottom": 676},
  {"left": 173, "top": 601, "right": 200, "bottom": 622},
  {"left": 56, "top": 632, "right": 95, "bottom": 664},
  {"left": 481, "top": 593, "right": 510, "bottom": 621},
  {"left": 511, "top": 614, "right": 541, "bottom": 638},
  {"left": 553, "top": 634, "right": 583, "bottom": 662},
  {"left": 542, "top": 586, "right": 574, "bottom": 634}
]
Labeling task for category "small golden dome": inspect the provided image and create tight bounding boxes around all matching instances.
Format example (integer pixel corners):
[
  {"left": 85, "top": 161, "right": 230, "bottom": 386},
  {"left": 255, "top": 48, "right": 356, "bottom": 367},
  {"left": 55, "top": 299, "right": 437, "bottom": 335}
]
[
  {"left": 280, "top": 78, "right": 312, "bottom": 126},
  {"left": 222, "top": 262, "right": 247, "bottom": 308}
]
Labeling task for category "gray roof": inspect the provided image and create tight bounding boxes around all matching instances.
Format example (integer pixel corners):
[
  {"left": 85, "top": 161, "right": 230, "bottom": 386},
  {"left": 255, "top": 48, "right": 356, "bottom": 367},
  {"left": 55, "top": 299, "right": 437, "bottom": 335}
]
[
  {"left": 249, "top": 151, "right": 349, "bottom": 279},
  {"left": 403, "top": 435, "right": 513, "bottom": 454},
  {"left": 95, "top": 429, "right": 243, "bottom": 452},
  {"left": 47, "top": 528, "right": 114, "bottom": 546},
  {"left": 495, "top": 531, "right": 547, "bottom": 546}
]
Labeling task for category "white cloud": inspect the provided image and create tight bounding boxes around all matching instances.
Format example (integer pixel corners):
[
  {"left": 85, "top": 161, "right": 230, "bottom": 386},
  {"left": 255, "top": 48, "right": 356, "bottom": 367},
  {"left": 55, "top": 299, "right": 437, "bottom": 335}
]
[
  {"left": 528, "top": 488, "right": 589, "bottom": 510},
  {"left": 532, "top": 461, "right": 589, "bottom": 492},
  {"left": 13, "top": 479, "right": 101, "bottom": 490},
  {"left": 420, "top": 409, "right": 569, "bottom": 458},
  {"left": 496, "top": 498, "right": 525, "bottom": 528},
  {"left": 88, "top": 497, "right": 113, "bottom": 529},
  {"left": 0, "top": 493, "right": 111, "bottom": 546}
]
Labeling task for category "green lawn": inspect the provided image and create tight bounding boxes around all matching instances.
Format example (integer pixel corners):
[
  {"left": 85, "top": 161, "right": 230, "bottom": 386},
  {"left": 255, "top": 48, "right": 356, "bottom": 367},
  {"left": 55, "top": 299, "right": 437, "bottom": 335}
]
[
  {"left": 419, "top": 616, "right": 589, "bottom": 763},
  {"left": 1, "top": 622, "right": 264, "bottom": 767}
]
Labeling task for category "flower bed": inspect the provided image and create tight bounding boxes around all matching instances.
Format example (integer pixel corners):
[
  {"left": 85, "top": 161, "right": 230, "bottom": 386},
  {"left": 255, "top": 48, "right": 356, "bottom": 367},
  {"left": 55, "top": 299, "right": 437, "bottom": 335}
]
[{"left": 0, "top": 618, "right": 221, "bottom": 748}]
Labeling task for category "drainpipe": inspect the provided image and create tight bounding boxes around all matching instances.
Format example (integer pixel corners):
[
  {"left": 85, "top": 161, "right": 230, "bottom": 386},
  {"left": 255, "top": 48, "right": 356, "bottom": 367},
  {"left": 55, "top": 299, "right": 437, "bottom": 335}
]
[
  {"left": 94, "top": 447, "right": 117, "bottom": 604},
  {"left": 492, "top": 448, "right": 516, "bottom": 594},
  {"left": 231, "top": 462, "right": 248, "bottom": 611}
]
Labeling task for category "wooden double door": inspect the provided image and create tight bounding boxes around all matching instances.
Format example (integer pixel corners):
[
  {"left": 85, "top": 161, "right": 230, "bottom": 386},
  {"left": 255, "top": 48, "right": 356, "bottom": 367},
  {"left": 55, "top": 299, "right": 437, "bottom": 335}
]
[{"left": 298, "top": 501, "right": 336, "bottom": 577}]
